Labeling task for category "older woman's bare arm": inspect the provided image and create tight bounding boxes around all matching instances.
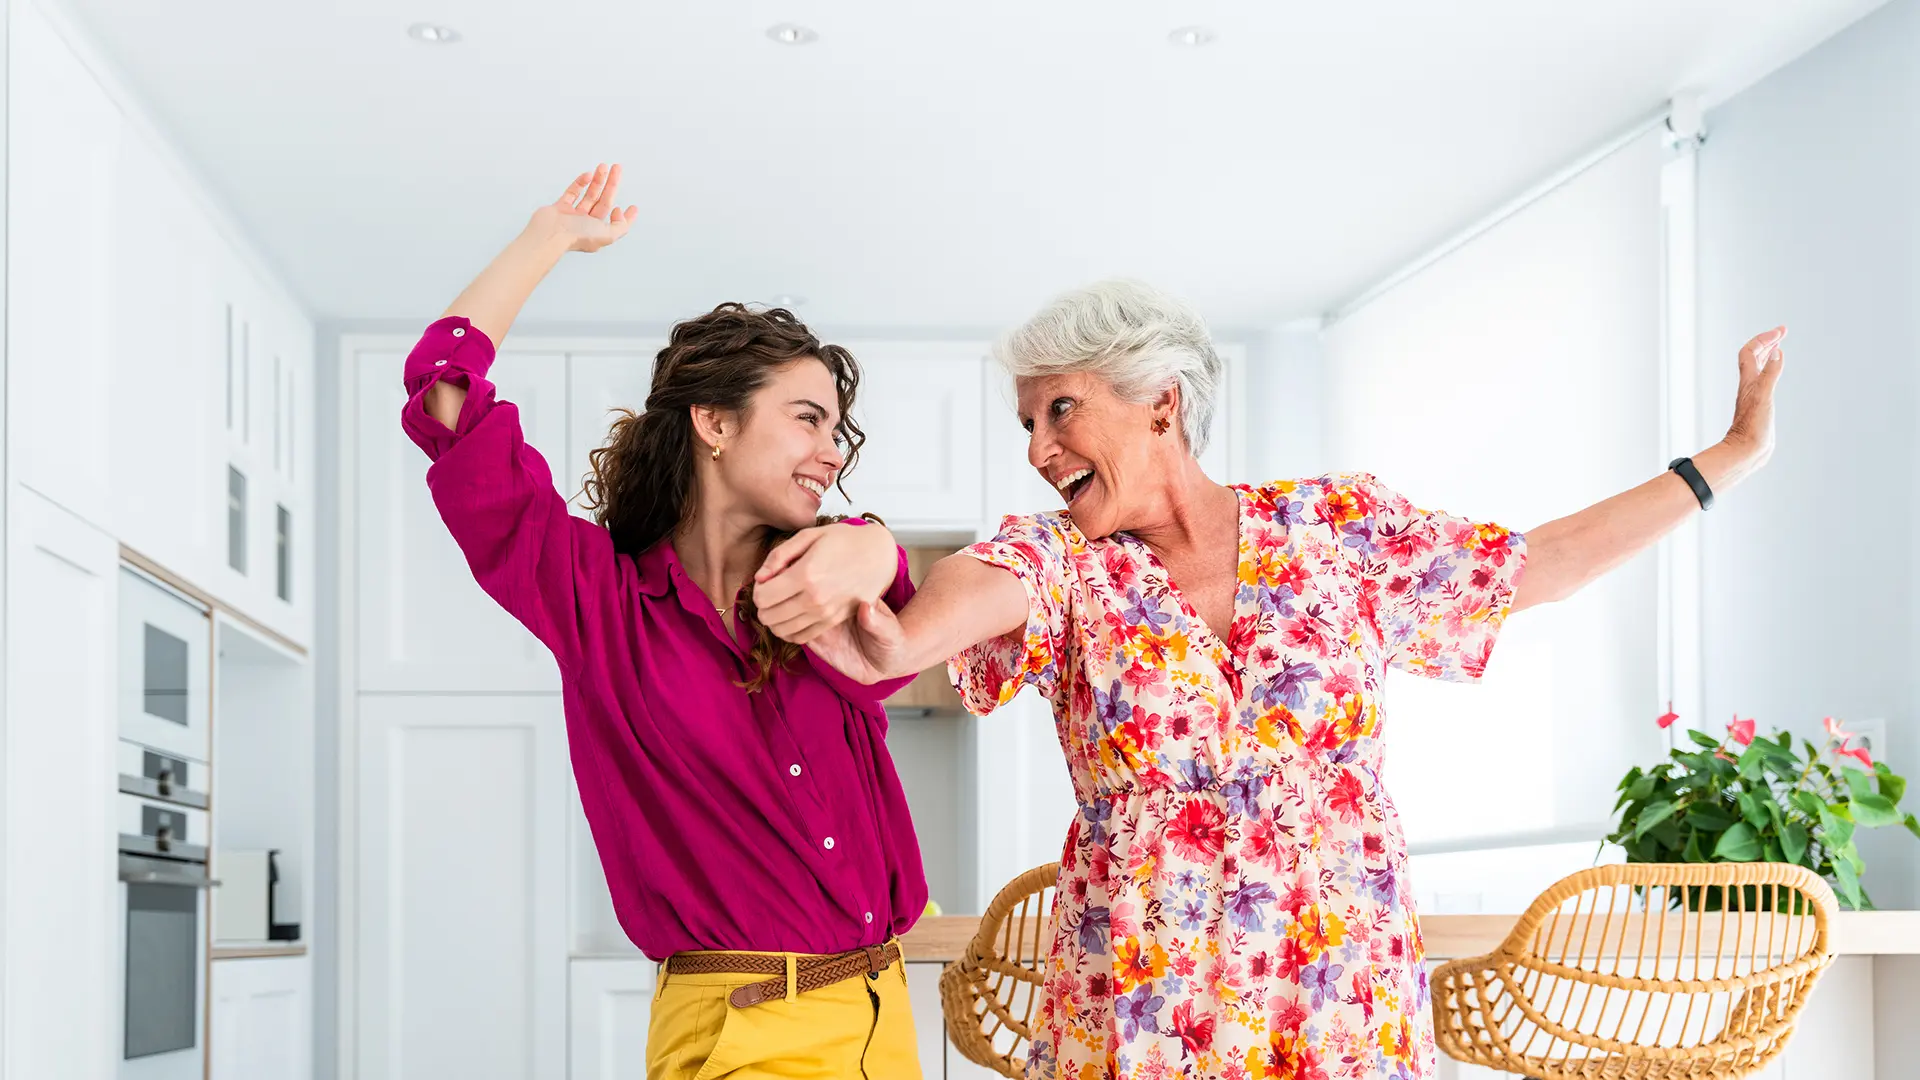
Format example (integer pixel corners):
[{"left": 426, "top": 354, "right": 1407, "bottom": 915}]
[
  {"left": 805, "top": 553, "right": 1029, "bottom": 683},
  {"left": 1513, "top": 327, "right": 1785, "bottom": 613}
]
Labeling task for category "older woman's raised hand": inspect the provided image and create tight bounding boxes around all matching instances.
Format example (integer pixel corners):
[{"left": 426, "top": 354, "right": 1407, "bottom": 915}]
[{"left": 1722, "top": 327, "right": 1787, "bottom": 471}]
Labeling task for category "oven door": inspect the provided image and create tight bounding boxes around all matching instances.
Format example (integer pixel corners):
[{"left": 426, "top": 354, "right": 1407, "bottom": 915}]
[
  {"left": 118, "top": 569, "right": 210, "bottom": 763},
  {"left": 119, "top": 855, "right": 211, "bottom": 1080}
]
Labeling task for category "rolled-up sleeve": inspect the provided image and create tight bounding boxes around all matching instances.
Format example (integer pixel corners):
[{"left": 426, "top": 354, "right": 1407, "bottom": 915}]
[{"left": 400, "top": 317, "right": 613, "bottom": 675}]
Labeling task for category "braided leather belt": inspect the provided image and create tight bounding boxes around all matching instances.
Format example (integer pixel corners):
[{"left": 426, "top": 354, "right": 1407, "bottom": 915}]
[{"left": 666, "top": 942, "right": 902, "bottom": 1009}]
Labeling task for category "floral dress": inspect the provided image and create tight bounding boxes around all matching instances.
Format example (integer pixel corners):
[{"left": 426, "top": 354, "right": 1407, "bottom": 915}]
[{"left": 950, "top": 474, "right": 1527, "bottom": 1080}]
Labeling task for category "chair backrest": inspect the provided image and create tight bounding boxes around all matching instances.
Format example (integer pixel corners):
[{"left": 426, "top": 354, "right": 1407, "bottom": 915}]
[
  {"left": 1470, "top": 862, "right": 1837, "bottom": 1075},
  {"left": 939, "top": 862, "right": 1060, "bottom": 1079}
]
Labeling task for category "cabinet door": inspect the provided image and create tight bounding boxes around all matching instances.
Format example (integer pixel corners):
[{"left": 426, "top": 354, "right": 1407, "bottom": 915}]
[
  {"left": 566, "top": 351, "right": 662, "bottom": 518},
  {"left": 354, "top": 345, "right": 569, "bottom": 691},
  {"left": 209, "top": 956, "right": 310, "bottom": 1080},
  {"left": 108, "top": 130, "right": 221, "bottom": 588},
  {"left": 5, "top": 487, "right": 120, "bottom": 1080},
  {"left": 567, "top": 960, "right": 655, "bottom": 1080},
  {"left": 8, "top": 5, "right": 119, "bottom": 526},
  {"left": 355, "top": 694, "right": 568, "bottom": 1080},
  {"left": 823, "top": 343, "right": 987, "bottom": 530}
]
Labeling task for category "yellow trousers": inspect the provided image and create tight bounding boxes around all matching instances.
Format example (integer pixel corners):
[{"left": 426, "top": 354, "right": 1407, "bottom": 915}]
[{"left": 646, "top": 947, "right": 923, "bottom": 1080}]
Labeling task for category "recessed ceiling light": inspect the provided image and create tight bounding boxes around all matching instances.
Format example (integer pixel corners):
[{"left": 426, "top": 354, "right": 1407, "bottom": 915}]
[
  {"left": 408, "top": 23, "right": 461, "bottom": 44},
  {"left": 766, "top": 23, "right": 818, "bottom": 46},
  {"left": 1167, "top": 26, "right": 1215, "bottom": 47},
  {"left": 770, "top": 294, "right": 808, "bottom": 308}
]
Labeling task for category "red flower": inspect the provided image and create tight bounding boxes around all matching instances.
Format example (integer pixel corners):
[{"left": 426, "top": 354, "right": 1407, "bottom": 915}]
[
  {"left": 1169, "top": 999, "right": 1216, "bottom": 1060},
  {"left": 1327, "top": 770, "right": 1368, "bottom": 825},
  {"left": 1835, "top": 739, "right": 1873, "bottom": 769},
  {"left": 1727, "top": 715, "right": 1756, "bottom": 745},
  {"left": 1656, "top": 702, "right": 1680, "bottom": 729},
  {"left": 1166, "top": 799, "right": 1228, "bottom": 863}
]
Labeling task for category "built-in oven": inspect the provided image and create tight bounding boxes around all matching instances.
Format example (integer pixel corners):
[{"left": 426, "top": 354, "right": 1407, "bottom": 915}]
[
  {"left": 118, "top": 568, "right": 210, "bottom": 765},
  {"left": 117, "top": 565, "right": 214, "bottom": 1080},
  {"left": 118, "top": 787, "right": 214, "bottom": 1080}
]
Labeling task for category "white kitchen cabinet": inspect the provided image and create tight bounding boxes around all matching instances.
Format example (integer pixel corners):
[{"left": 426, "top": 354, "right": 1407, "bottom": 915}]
[
  {"left": 822, "top": 342, "right": 988, "bottom": 530},
  {"left": 209, "top": 955, "right": 311, "bottom": 1080},
  {"left": 4, "top": 486, "right": 121, "bottom": 1080},
  {"left": 567, "top": 959, "right": 655, "bottom": 1080},
  {"left": 353, "top": 693, "right": 569, "bottom": 1080},
  {"left": 8, "top": 3, "right": 120, "bottom": 527},
  {"left": 107, "top": 126, "right": 223, "bottom": 592},
  {"left": 210, "top": 283, "right": 315, "bottom": 648},
  {"left": 565, "top": 350, "right": 663, "bottom": 518},
  {"left": 353, "top": 345, "right": 569, "bottom": 692}
]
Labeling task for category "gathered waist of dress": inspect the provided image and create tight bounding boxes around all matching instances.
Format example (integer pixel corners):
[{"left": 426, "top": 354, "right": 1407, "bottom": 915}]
[
  {"left": 1082, "top": 748, "right": 1384, "bottom": 806},
  {"left": 1084, "top": 763, "right": 1287, "bottom": 804}
]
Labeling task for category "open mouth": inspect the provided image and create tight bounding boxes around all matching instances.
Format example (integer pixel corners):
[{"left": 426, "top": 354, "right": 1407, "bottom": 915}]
[
  {"left": 1055, "top": 467, "right": 1095, "bottom": 505},
  {"left": 795, "top": 476, "right": 827, "bottom": 501}
]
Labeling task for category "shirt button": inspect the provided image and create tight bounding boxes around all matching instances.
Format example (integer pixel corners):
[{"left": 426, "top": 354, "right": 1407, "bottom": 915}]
[
  {"left": 434, "top": 359, "right": 448, "bottom": 366},
  {"left": 823, "top": 837, "right": 835, "bottom": 850},
  {"left": 452, "top": 327, "right": 466, "bottom": 337},
  {"left": 789, "top": 764, "right": 803, "bottom": 777},
  {"left": 864, "top": 911, "right": 874, "bottom": 924}
]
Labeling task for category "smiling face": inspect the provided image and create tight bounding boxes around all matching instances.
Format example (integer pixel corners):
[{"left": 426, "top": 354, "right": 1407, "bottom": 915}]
[
  {"left": 706, "top": 356, "right": 848, "bottom": 532},
  {"left": 1017, "top": 371, "right": 1179, "bottom": 540}
]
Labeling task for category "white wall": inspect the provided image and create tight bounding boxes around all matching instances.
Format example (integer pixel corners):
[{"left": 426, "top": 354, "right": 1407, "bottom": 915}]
[
  {"left": 1319, "top": 131, "right": 1667, "bottom": 850},
  {"left": 1696, "top": 0, "right": 1920, "bottom": 911}
]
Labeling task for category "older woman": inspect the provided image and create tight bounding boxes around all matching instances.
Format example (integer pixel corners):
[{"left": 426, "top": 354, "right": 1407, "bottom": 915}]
[{"left": 796, "top": 280, "right": 1784, "bottom": 1080}]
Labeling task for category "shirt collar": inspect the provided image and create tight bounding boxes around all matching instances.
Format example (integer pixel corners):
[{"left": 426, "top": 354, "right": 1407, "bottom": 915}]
[{"left": 633, "top": 538, "right": 677, "bottom": 598}]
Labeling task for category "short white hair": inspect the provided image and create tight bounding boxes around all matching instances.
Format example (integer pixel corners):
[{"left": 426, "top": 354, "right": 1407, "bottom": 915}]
[{"left": 994, "top": 279, "right": 1221, "bottom": 456}]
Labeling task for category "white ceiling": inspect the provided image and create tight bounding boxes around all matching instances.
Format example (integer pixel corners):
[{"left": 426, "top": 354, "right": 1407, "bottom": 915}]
[{"left": 63, "top": 0, "right": 1885, "bottom": 332}]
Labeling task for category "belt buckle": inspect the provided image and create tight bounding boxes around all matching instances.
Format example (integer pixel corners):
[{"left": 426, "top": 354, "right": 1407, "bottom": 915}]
[{"left": 864, "top": 944, "right": 888, "bottom": 975}]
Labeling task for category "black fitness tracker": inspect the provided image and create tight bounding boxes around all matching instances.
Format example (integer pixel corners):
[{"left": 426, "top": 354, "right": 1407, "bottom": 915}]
[{"left": 1668, "top": 456, "right": 1714, "bottom": 510}]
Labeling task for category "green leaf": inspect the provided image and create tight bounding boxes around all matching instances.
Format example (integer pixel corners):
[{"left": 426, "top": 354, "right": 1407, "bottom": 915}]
[
  {"left": 1683, "top": 828, "right": 1707, "bottom": 863},
  {"left": 1764, "top": 756, "right": 1801, "bottom": 783},
  {"left": 1851, "top": 794, "right": 1902, "bottom": 828},
  {"left": 1873, "top": 763, "right": 1905, "bottom": 806},
  {"left": 1686, "top": 804, "right": 1738, "bottom": 832},
  {"left": 1791, "top": 790, "right": 1826, "bottom": 818},
  {"left": 1764, "top": 799, "right": 1785, "bottom": 828},
  {"left": 1738, "top": 744, "right": 1768, "bottom": 781},
  {"left": 1780, "top": 821, "right": 1809, "bottom": 865},
  {"left": 1687, "top": 729, "right": 1722, "bottom": 750},
  {"left": 1760, "top": 737, "right": 1800, "bottom": 764},
  {"left": 1764, "top": 837, "right": 1786, "bottom": 864},
  {"left": 1628, "top": 775, "right": 1657, "bottom": 803},
  {"left": 1844, "top": 767, "right": 1875, "bottom": 802},
  {"left": 1737, "top": 791, "right": 1770, "bottom": 829},
  {"left": 1634, "top": 800, "right": 1679, "bottom": 842},
  {"left": 1832, "top": 858, "right": 1864, "bottom": 909},
  {"left": 1713, "top": 822, "right": 1762, "bottom": 862},
  {"left": 1820, "top": 809, "right": 1855, "bottom": 848},
  {"left": 1904, "top": 814, "right": 1920, "bottom": 841}
]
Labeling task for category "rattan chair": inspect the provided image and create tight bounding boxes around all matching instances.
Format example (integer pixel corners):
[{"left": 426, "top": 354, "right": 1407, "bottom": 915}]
[
  {"left": 939, "top": 862, "right": 1061, "bottom": 1078},
  {"left": 1432, "top": 862, "right": 1838, "bottom": 1079}
]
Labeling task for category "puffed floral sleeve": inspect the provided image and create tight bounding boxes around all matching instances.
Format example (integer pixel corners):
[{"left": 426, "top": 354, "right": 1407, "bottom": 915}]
[
  {"left": 1320, "top": 472, "right": 1528, "bottom": 682},
  {"left": 947, "top": 511, "right": 1078, "bottom": 713}
]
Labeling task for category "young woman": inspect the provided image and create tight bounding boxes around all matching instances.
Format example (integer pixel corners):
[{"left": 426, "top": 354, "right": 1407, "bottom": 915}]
[{"left": 401, "top": 163, "right": 927, "bottom": 1080}]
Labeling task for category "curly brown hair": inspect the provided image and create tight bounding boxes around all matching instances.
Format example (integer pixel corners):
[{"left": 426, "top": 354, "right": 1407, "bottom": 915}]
[{"left": 579, "top": 303, "right": 866, "bottom": 692}]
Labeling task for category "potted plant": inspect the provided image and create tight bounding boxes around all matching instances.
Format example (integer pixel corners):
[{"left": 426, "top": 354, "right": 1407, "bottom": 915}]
[{"left": 1607, "top": 712, "right": 1918, "bottom": 909}]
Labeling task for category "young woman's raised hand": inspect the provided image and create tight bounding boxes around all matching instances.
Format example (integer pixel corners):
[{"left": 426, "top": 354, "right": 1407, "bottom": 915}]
[{"left": 531, "top": 163, "right": 638, "bottom": 253}]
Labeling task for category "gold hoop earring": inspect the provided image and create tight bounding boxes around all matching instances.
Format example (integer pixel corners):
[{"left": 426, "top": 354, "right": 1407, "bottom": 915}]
[{"left": 711, "top": 443, "right": 723, "bottom": 460}]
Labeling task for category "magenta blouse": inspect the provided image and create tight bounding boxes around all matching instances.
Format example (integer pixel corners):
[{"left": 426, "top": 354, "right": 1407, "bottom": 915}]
[{"left": 401, "top": 315, "right": 929, "bottom": 960}]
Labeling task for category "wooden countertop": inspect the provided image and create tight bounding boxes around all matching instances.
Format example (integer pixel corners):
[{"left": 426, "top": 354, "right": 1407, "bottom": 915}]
[{"left": 899, "top": 910, "right": 1920, "bottom": 964}]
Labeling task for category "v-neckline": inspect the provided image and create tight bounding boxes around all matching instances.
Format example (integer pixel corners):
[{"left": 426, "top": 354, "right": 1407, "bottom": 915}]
[{"left": 1125, "top": 486, "right": 1250, "bottom": 666}]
